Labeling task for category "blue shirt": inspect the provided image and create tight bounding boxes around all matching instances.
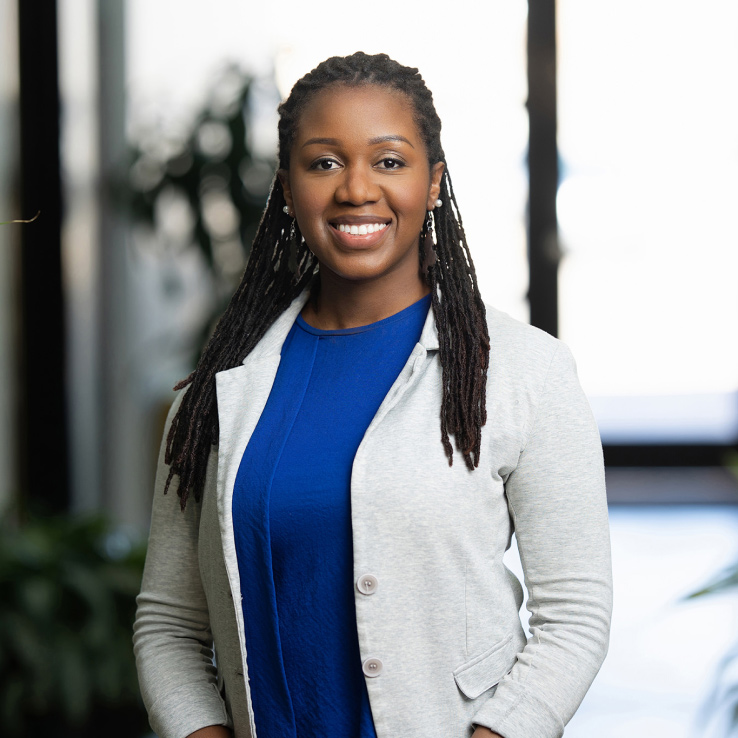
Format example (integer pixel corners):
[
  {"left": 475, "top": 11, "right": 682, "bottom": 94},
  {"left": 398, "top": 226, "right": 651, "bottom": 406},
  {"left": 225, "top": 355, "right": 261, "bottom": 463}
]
[{"left": 232, "top": 294, "right": 431, "bottom": 738}]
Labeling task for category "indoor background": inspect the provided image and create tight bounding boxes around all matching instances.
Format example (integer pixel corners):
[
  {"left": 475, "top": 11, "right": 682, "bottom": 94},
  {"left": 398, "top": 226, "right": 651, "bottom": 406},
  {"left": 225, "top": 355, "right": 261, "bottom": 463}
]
[{"left": 1, "top": 1, "right": 737, "bottom": 736}]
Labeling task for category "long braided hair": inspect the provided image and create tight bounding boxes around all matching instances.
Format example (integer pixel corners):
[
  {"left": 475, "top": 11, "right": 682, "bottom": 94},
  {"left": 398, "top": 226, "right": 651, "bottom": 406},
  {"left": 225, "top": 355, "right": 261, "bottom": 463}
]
[{"left": 165, "top": 52, "right": 489, "bottom": 510}]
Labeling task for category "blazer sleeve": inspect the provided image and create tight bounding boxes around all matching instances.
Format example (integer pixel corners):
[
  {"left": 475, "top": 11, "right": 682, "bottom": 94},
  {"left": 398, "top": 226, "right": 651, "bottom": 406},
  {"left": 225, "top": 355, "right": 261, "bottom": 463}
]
[
  {"left": 133, "top": 391, "right": 232, "bottom": 738},
  {"left": 472, "top": 342, "right": 613, "bottom": 738}
]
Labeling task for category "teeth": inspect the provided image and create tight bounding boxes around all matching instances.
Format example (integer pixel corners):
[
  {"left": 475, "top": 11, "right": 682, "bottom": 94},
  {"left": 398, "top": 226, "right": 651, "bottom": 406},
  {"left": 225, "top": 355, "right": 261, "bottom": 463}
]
[{"left": 336, "top": 223, "right": 387, "bottom": 234}]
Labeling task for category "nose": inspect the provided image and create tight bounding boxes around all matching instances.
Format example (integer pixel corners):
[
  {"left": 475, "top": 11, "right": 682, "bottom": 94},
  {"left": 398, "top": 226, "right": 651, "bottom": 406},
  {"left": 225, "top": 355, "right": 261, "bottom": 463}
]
[{"left": 335, "top": 164, "right": 380, "bottom": 205}]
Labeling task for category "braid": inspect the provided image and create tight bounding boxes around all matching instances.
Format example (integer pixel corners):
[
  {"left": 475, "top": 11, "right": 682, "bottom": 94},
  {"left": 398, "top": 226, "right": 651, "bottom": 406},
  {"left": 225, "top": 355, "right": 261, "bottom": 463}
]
[
  {"left": 164, "top": 180, "right": 317, "bottom": 509},
  {"left": 166, "top": 52, "right": 490, "bottom": 509},
  {"left": 424, "top": 168, "right": 489, "bottom": 469}
]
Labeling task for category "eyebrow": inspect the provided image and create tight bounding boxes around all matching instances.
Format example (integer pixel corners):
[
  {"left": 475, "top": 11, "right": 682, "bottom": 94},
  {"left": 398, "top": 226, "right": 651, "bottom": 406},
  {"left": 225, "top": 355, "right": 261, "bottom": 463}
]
[
  {"left": 301, "top": 134, "right": 414, "bottom": 149},
  {"left": 369, "top": 134, "right": 414, "bottom": 148}
]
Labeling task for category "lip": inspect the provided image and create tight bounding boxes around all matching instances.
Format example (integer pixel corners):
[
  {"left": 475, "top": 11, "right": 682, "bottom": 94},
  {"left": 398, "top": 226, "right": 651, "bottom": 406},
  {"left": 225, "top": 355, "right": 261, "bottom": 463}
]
[
  {"left": 329, "top": 220, "right": 391, "bottom": 249},
  {"left": 329, "top": 214, "right": 392, "bottom": 226}
]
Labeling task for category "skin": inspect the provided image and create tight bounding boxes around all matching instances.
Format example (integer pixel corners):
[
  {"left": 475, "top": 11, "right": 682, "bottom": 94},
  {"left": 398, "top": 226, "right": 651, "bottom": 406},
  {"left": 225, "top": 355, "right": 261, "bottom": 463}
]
[
  {"left": 474, "top": 728, "right": 504, "bottom": 738},
  {"left": 186, "top": 84, "right": 504, "bottom": 738},
  {"left": 278, "top": 83, "right": 444, "bottom": 330},
  {"left": 187, "top": 727, "right": 231, "bottom": 738}
]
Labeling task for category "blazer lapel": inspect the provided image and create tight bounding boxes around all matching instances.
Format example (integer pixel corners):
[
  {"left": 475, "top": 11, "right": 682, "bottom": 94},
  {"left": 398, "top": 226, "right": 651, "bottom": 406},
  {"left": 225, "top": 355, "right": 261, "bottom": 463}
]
[
  {"left": 214, "top": 292, "right": 310, "bottom": 574},
  {"left": 213, "top": 289, "right": 434, "bottom": 576}
]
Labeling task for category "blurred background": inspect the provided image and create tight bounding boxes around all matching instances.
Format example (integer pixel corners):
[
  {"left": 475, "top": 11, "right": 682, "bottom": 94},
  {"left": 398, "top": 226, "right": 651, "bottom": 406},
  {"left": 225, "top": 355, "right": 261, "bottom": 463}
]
[{"left": 1, "top": 0, "right": 736, "bottom": 735}]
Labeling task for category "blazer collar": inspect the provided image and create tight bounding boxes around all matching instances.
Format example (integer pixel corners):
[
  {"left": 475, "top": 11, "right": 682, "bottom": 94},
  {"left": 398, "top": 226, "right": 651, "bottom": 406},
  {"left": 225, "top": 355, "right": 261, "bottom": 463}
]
[
  {"left": 241, "top": 289, "right": 439, "bottom": 364},
  {"left": 418, "top": 297, "right": 439, "bottom": 351},
  {"left": 242, "top": 291, "right": 311, "bottom": 362}
]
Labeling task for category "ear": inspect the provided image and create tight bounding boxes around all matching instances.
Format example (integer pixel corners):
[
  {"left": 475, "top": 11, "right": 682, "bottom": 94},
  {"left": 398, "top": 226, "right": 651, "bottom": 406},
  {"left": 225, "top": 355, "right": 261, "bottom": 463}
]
[
  {"left": 426, "top": 162, "right": 445, "bottom": 210},
  {"left": 278, "top": 169, "right": 294, "bottom": 213}
]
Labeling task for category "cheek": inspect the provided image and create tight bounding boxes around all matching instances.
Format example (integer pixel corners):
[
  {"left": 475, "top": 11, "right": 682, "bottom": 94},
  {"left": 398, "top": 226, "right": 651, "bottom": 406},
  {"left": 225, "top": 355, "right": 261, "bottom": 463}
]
[
  {"left": 293, "top": 183, "right": 326, "bottom": 220},
  {"left": 395, "top": 180, "right": 431, "bottom": 226},
  {"left": 287, "top": 170, "right": 329, "bottom": 217}
]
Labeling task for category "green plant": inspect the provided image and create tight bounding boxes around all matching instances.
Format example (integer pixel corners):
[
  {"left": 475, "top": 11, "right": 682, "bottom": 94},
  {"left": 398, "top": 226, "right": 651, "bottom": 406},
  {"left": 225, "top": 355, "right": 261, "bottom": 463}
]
[
  {"left": 126, "top": 65, "right": 277, "bottom": 360},
  {"left": 685, "top": 450, "right": 738, "bottom": 734},
  {"left": 0, "top": 514, "right": 150, "bottom": 737},
  {"left": 686, "top": 561, "right": 738, "bottom": 734}
]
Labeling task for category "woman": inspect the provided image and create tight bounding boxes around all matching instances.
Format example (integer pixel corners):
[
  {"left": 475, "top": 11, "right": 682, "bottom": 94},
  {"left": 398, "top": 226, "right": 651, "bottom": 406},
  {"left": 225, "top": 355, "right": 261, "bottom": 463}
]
[{"left": 133, "top": 52, "right": 612, "bottom": 738}]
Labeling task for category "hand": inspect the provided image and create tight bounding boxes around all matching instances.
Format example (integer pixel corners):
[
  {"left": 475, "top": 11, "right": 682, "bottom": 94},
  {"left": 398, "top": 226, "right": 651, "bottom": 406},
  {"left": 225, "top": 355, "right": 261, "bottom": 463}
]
[
  {"left": 186, "top": 727, "right": 233, "bottom": 738},
  {"left": 472, "top": 728, "right": 504, "bottom": 738}
]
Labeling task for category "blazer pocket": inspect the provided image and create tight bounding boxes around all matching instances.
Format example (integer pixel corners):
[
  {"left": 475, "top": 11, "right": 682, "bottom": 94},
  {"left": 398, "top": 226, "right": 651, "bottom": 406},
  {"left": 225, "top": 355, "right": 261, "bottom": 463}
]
[{"left": 453, "top": 634, "right": 517, "bottom": 700}]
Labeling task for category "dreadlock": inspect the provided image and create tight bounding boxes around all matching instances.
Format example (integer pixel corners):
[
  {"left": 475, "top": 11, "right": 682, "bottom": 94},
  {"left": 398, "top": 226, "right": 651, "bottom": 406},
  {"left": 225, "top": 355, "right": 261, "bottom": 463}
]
[{"left": 165, "top": 52, "right": 490, "bottom": 510}]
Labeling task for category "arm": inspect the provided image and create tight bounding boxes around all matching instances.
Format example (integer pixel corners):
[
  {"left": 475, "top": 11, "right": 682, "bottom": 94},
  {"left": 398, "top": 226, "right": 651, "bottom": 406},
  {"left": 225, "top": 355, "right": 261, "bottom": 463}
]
[
  {"left": 133, "top": 392, "right": 232, "bottom": 738},
  {"left": 473, "top": 343, "right": 613, "bottom": 738}
]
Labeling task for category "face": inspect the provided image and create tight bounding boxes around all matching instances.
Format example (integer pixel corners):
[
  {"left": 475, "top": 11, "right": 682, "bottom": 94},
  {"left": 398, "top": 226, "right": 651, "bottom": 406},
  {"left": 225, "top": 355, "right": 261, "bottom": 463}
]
[{"left": 279, "top": 84, "right": 444, "bottom": 292}]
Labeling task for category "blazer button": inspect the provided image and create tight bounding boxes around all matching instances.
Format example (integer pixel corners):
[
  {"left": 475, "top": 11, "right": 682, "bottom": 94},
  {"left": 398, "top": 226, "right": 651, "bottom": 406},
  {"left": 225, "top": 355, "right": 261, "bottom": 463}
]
[
  {"left": 356, "top": 573, "right": 378, "bottom": 595},
  {"left": 362, "top": 657, "right": 383, "bottom": 677}
]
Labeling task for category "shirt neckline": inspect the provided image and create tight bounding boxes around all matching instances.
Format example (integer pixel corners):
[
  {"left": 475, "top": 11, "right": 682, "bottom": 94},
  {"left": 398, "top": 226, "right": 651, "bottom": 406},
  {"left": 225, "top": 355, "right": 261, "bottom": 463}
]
[{"left": 296, "top": 293, "right": 431, "bottom": 337}]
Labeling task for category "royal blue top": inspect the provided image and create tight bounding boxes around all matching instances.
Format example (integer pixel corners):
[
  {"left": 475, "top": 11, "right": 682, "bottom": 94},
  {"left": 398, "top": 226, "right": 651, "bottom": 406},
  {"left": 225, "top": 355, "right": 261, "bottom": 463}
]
[{"left": 231, "top": 294, "right": 431, "bottom": 738}]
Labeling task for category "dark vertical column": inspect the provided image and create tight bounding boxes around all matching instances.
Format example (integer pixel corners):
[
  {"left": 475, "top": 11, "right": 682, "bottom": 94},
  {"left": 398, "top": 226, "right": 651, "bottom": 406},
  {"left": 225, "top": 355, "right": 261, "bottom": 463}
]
[
  {"left": 527, "top": 0, "right": 560, "bottom": 336},
  {"left": 17, "top": 0, "right": 69, "bottom": 512}
]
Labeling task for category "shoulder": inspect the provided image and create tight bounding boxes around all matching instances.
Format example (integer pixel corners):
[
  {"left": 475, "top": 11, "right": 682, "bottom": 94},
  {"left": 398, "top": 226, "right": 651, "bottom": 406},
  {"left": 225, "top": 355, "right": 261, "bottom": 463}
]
[
  {"left": 481, "top": 303, "right": 584, "bottom": 437},
  {"left": 483, "top": 302, "right": 570, "bottom": 379},
  {"left": 481, "top": 304, "right": 597, "bottom": 466}
]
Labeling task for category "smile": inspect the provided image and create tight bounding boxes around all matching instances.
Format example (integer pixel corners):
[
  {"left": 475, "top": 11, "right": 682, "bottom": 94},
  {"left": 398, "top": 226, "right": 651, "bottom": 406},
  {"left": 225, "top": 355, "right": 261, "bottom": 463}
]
[
  {"left": 334, "top": 223, "right": 388, "bottom": 235},
  {"left": 328, "top": 220, "right": 391, "bottom": 249}
]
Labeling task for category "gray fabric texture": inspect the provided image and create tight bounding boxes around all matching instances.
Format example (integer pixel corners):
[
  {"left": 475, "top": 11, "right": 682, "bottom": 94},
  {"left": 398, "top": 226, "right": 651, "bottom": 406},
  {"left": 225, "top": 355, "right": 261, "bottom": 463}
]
[{"left": 133, "top": 293, "right": 613, "bottom": 738}]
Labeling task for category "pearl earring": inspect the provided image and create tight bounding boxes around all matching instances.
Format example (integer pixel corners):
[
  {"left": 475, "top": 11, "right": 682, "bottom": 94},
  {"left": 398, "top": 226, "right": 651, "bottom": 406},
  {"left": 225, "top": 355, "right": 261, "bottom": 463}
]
[
  {"left": 434, "top": 199, "right": 443, "bottom": 208},
  {"left": 283, "top": 205, "right": 291, "bottom": 215}
]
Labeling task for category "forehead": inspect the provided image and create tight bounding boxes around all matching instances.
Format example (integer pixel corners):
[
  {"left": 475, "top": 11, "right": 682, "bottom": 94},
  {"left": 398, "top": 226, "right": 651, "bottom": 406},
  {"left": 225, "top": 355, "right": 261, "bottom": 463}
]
[{"left": 293, "top": 84, "right": 422, "bottom": 147}]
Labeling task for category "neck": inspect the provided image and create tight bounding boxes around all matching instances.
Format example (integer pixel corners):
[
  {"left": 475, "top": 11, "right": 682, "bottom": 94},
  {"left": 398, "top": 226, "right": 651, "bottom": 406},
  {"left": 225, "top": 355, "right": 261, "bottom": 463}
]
[{"left": 302, "top": 272, "right": 430, "bottom": 331}]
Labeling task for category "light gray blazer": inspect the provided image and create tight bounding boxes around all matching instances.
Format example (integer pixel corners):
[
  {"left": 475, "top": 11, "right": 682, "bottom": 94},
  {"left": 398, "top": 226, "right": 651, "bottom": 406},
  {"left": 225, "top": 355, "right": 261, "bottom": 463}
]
[{"left": 133, "top": 293, "right": 612, "bottom": 738}]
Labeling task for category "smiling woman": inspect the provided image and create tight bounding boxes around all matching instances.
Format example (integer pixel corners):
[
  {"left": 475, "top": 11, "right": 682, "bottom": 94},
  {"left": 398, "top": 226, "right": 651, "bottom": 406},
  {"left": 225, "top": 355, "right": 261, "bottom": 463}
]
[{"left": 133, "top": 52, "right": 612, "bottom": 738}]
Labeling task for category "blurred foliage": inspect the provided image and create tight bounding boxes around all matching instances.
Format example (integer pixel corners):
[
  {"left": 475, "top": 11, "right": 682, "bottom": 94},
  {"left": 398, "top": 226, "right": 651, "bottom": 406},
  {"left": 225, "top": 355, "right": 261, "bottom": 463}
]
[
  {"left": 126, "top": 65, "right": 278, "bottom": 358},
  {"left": 685, "top": 450, "right": 738, "bottom": 733},
  {"left": 0, "top": 514, "right": 150, "bottom": 737},
  {"left": 688, "top": 563, "right": 738, "bottom": 600}
]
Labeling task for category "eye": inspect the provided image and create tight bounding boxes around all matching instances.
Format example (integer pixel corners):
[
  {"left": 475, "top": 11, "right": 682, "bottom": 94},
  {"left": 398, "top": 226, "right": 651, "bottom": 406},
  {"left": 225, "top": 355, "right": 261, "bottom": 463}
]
[
  {"left": 377, "top": 157, "right": 405, "bottom": 170},
  {"left": 310, "top": 157, "right": 341, "bottom": 171}
]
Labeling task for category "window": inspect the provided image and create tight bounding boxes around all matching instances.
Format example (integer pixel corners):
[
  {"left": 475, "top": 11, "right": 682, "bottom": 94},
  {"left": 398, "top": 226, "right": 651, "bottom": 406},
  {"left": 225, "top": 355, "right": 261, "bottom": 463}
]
[{"left": 557, "top": 0, "right": 738, "bottom": 444}]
